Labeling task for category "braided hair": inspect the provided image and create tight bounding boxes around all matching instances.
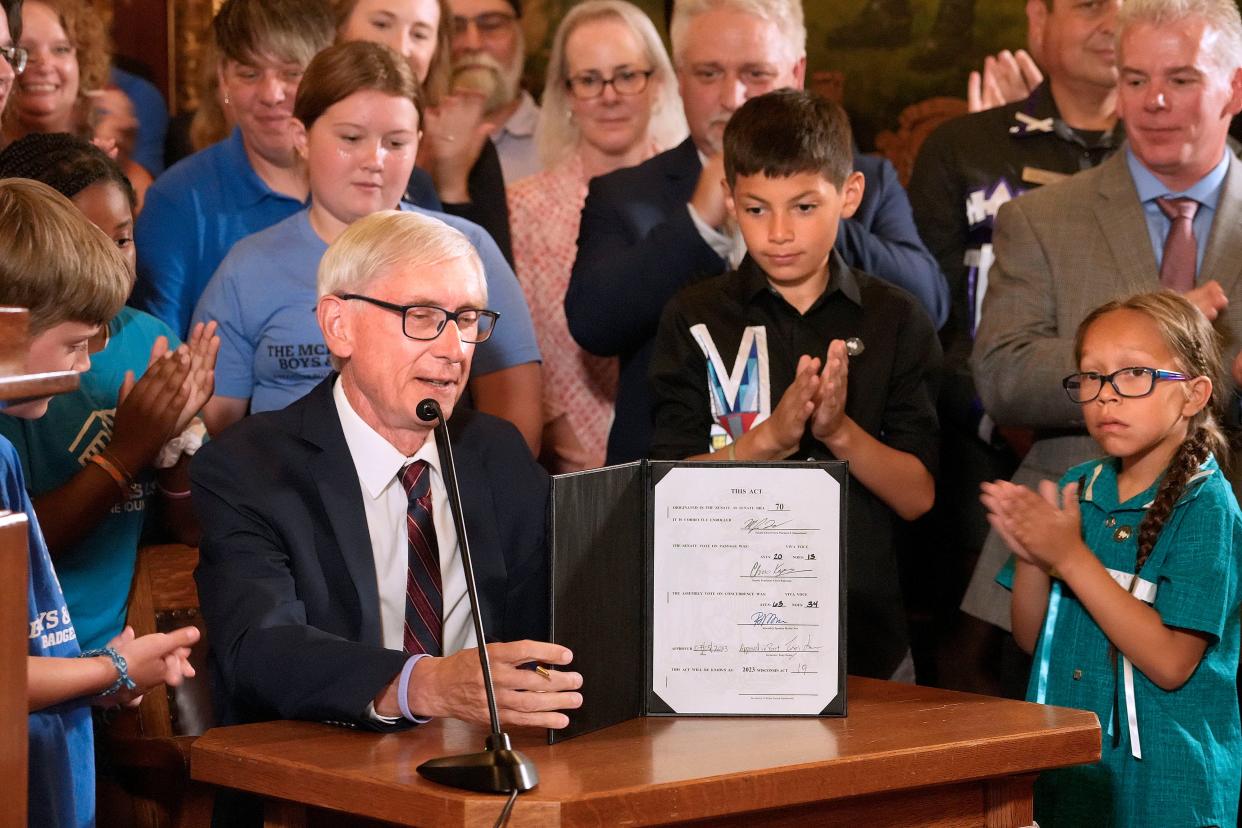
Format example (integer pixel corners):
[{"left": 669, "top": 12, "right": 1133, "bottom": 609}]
[
  {"left": 1075, "top": 291, "right": 1228, "bottom": 574},
  {"left": 0, "top": 131, "right": 135, "bottom": 206}
]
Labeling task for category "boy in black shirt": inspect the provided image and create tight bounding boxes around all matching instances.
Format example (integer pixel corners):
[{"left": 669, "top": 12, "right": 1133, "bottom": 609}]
[{"left": 649, "top": 89, "right": 942, "bottom": 680}]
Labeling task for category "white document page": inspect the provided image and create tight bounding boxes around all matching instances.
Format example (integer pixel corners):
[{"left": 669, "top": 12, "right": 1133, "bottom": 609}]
[{"left": 651, "top": 466, "right": 841, "bottom": 714}]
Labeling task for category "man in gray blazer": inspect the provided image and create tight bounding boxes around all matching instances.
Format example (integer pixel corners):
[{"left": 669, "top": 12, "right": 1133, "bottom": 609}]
[{"left": 963, "top": 0, "right": 1242, "bottom": 631}]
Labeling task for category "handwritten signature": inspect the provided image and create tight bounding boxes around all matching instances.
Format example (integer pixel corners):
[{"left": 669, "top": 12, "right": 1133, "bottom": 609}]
[
  {"left": 738, "top": 635, "right": 822, "bottom": 654},
  {"left": 741, "top": 517, "right": 793, "bottom": 533},
  {"left": 750, "top": 611, "right": 786, "bottom": 625},
  {"left": 748, "top": 561, "right": 813, "bottom": 578}
]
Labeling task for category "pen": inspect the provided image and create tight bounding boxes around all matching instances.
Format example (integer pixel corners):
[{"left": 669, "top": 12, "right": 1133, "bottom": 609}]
[{"left": 534, "top": 664, "right": 552, "bottom": 680}]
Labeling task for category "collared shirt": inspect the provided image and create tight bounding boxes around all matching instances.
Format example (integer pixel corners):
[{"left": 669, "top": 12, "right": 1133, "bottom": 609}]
[
  {"left": 332, "top": 378, "right": 475, "bottom": 656},
  {"left": 492, "top": 90, "right": 542, "bottom": 184},
  {"left": 133, "top": 126, "right": 308, "bottom": 336},
  {"left": 687, "top": 149, "right": 747, "bottom": 269},
  {"left": 1126, "top": 147, "right": 1230, "bottom": 276},
  {"left": 648, "top": 252, "right": 942, "bottom": 679}
]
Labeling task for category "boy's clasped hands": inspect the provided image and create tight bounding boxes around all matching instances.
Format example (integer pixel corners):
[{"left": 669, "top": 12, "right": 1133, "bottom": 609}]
[
  {"left": 762, "top": 339, "right": 849, "bottom": 458},
  {"left": 980, "top": 479, "right": 1092, "bottom": 577}
]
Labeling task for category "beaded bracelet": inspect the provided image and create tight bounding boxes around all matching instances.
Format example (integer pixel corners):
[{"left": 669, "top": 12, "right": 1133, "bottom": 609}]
[{"left": 79, "top": 646, "right": 138, "bottom": 697}]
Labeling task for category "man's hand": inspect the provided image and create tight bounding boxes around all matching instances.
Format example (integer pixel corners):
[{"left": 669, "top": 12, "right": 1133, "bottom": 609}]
[
  {"left": 420, "top": 92, "right": 495, "bottom": 203},
  {"left": 1184, "top": 279, "right": 1229, "bottom": 322},
  {"left": 405, "top": 640, "right": 583, "bottom": 729},
  {"left": 689, "top": 152, "right": 729, "bottom": 230},
  {"left": 967, "top": 49, "right": 1043, "bottom": 113},
  {"left": 809, "top": 340, "right": 849, "bottom": 445}
]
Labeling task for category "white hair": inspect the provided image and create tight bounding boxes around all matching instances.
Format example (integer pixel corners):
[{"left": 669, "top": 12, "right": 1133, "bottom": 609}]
[
  {"left": 534, "top": 0, "right": 688, "bottom": 167},
  {"left": 1118, "top": 0, "right": 1242, "bottom": 72},
  {"left": 669, "top": 0, "right": 806, "bottom": 66},
  {"left": 318, "top": 210, "right": 485, "bottom": 298}
]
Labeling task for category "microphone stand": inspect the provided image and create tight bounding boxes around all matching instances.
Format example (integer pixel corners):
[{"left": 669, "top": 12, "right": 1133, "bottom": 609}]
[{"left": 414, "top": 398, "right": 539, "bottom": 795}]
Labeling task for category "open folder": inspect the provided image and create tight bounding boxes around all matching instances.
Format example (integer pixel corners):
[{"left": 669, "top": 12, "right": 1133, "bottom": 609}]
[{"left": 548, "top": 461, "right": 848, "bottom": 744}]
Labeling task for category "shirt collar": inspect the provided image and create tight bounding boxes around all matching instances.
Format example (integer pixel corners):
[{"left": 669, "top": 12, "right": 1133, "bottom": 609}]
[
  {"left": 495, "top": 90, "right": 539, "bottom": 139},
  {"left": 1126, "top": 145, "right": 1230, "bottom": 208},
  {"left": 735, "top": 250, "right": 862, "bottom": 310},
  {"left": 1009, "top": 83, "right": 1124, "bottom": 149},
  {"left": 1078, "top": 453, "right": 1219, "bottom": 512},
  {"left": 333, "top": 376, "right": 441, "bottom": 500},
  {"left": 222, "top": 126, "right": 307, "bottom": 209}
]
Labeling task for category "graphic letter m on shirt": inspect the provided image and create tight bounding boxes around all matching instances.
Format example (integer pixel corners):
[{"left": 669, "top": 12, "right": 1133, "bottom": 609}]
[{"left": 689, "top": 324, "right": 771, "bottom": 445}]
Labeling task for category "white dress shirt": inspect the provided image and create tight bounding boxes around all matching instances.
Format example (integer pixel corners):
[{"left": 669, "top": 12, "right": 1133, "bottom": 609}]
[
  {"left": 333, "top": 378, "right": 477, "bottom": 656},
  {"left": 492, "top": 90, "right": 543, "bottom": 184}
]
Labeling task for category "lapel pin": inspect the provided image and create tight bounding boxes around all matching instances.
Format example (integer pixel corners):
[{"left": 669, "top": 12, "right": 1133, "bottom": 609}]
[{"left": 845, "top": 337, "right": 865, "bottom": 357}]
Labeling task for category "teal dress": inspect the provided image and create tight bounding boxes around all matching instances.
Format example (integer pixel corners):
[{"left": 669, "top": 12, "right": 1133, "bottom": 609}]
[{"left": 999, "top": 455, "right": 1242, "bottom": 827}]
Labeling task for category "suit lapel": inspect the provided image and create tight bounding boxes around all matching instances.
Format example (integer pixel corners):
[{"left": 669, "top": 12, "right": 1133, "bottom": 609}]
[
  {"left": 1202, "top": 153, "right": 1242, "bottom": 298},
  {"left": 300, "top": 378, "right": 385, "bottom": 646},
  {"left": 1093, "top": 152, "right": 1159, "bottom": 296}
]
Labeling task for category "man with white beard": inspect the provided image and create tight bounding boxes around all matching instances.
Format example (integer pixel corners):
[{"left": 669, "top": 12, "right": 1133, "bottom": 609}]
[{"left": 450, "top": 0, "right": 541, "bottom": 182}]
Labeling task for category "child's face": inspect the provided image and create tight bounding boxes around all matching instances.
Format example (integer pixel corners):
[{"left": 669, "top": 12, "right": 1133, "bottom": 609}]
[
  {"left": 72, "top": 182, "right": 136, "bottom": 277},
  {"left": 1077, "top": 308, "right": 1210, "bottom": 471},
  {"left": 727, "top": 169, "right": 864, "bottom": 295},
  {"left": 4, "top": 320, "right": 98, "bottom": 419}
]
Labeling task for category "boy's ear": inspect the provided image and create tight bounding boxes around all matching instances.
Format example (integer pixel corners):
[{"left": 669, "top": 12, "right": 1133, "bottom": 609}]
[
  {"left": 291, "top": 118, "right": 309, "bottom": 161},
  {"left": 723, "top": 180, "right": 735, "bottom": 216},
  {"left": 839, "top": 171, "right": 865, "bottom": 220}
]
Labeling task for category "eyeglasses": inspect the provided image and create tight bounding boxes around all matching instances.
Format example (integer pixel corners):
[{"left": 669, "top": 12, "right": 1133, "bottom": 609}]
[
  {"left": 1062, "top": 367, "right": 1191, "bottom": 403},
  {"left": 339, "top": 294, "right": 499, "bottom": 343},
  {"left": 451, "top": 12, "right": 517, "bottom": 38},
  {"left": 566, "top": 68, "right": 654, "bottom": 100},
  {"left": 0, "top": 45, "right": 27, "bottom": 74}
]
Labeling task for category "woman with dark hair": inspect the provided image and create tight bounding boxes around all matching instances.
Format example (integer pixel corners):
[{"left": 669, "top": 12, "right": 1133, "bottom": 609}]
[
  {"left": 132, "top": 0, "right": 336, "bottom": 337},
  {"left": 334, "top": 0, "right": 513, "bottom": 264},
  {"left": 191, "top": 40, "right": 541, "bottom": 450}
]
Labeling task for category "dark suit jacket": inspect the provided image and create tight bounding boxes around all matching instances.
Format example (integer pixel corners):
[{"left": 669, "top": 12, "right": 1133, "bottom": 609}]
[
  {"left": 191, "top": 376, "right": 549, "bottom": 730},
  {"left": 566, "top": 136, "right": 948, "bottom": 464}
]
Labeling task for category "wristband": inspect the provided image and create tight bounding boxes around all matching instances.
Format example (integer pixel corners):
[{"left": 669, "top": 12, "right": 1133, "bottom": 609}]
[
  {"left": 79, "top": 646, "right": 138, "bottom": 697},
  {"left": 155, "top": 417, "right": 207, "bottom": 469},
  {"left": 156, "top": 482, "right": 193, "bottom": 500},
  {"left": 89, "top": 452, "right": 131, "bottom": 496},
  {"left": 398, "top": 654, "right": 432, "bottom": 723}
]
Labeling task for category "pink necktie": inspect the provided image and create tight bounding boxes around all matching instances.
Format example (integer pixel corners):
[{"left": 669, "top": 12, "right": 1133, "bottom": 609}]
[
  {"left": 1155, "top": 197, "right": 1199, "bottom": 293},
  {"left": 400, "top": 460, "right": 442, "bottom": 656}
]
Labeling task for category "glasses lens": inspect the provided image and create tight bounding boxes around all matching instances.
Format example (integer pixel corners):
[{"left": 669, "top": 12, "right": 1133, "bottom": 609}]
[
  {"left": 478, "top": 12, "right": 515, "bottom": 33},
  {"left": 569, "top": 74, "right": 602, "bottom": 98},
  {"left": 2, "top": 46, "right": 25, "bottom": 74},
  {"left": 467, "top": 312, "right": 496, "bottom": 343},
  {"left": 404, "top": 306, "right": 447, "bottom": 340},
  {"left": 1113, "top": 368, "right": 1155, "bottom": 397},
  {"left": 1064, "top": 373, "right": 1100, "bottom": 403},
  {"left": 614, "top": 70, "right": 649, "bottom": 95}
]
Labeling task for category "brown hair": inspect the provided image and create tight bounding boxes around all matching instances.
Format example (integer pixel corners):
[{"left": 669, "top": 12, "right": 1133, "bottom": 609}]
[
  {"left": 724, "top": 89, "right": 854, "bottom": 189},
  {"left": 329, "top": 0, "right": 451, "bottom": 105},
  {"left": 212, "top": 0, "right": 335, "bottom": 69},
  {"left": 294, "top": 40, "right": 425, "bottom": 131},
  {"left": 1075, "top": 291, "right": 1228, "bottom": 572},
  {"left": 0, "top": 178, "right": 128, "bottom": 334}
]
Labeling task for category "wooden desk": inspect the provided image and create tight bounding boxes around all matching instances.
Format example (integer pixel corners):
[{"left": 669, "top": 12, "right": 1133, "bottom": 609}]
[{"left": 192, "top": 677, "right": 1099, "bottom": 827}]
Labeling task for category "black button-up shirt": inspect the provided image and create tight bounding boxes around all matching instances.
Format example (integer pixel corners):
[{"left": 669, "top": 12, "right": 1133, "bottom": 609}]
[{"left": 649, "top": 252, "right": 942, "bottom": 678}]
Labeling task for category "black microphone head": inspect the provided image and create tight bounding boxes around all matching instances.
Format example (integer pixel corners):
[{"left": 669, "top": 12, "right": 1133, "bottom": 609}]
[{"left": 416, "top": 398, "right": 442, "bottom": 423}]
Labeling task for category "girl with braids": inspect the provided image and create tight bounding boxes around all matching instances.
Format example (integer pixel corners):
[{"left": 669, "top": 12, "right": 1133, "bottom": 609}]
[{"left": 983, "top": 290, "right": 1242, "bottom": 827}]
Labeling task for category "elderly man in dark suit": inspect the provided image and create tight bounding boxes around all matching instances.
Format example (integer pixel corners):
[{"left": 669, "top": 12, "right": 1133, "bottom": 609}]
[
  {"left": 964, "top": 0, "right": 1242, "bottom": 634},
  {"left": 566, "top": 0, "right": 948, "bottom": 466},
  {"left": 192, "top": 210, "right": 582, "bottom": 732}
]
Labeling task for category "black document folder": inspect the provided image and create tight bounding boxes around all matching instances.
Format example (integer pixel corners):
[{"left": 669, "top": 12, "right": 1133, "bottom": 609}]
[{"left": 548, "top": 461, "right": 847, "bottom": 744}]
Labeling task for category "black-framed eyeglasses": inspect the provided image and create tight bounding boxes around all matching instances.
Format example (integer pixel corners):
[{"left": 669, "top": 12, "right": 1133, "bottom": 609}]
[
  {"left": 451, "top": 11, "right": 517, "bottom": 38},
  {"left": 566, "top": 68, "right": 654, "bottom": 100},
  {"left": 1062, "top": 367, "right": 1191, "bottom": 403},
  {"left": 339, "top": 294, "right": 499, "bottom": 343},
  {"left": 0, "top": 45, "right": 27, "bottom": 74}
]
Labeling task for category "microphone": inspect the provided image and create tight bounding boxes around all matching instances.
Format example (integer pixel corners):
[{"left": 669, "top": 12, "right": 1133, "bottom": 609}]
[{"left": 414, "top": 398, "right": 539, "bottom": 795}]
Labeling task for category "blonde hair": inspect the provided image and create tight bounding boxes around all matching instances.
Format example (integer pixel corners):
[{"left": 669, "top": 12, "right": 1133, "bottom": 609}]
[
  {"left": 535, "top": 0, "right": 687, "bottom": 167},
  {"left": 0, "top": 178, "right": 128, "bottom": 334},
  {"left": 330, "top": 0, "right": 452, "bottom": 105},
  {"left": 1075, "top": 291, "right": 1228, "bottom": 571},
  {"left": 669, "top": 0, "right": 805, "bottom": 66},
  {"left": 1118, "top": 0, "right": 1242, "bottom": 72},
  {"left": 213, "top": 0, "right": 335, "bottom": 70},
  {"left": 319, "top": 210, "right": 484, "bottom": 299}
]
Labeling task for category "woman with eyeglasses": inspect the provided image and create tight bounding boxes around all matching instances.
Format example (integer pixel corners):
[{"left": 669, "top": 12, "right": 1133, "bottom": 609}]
[
  {"left": 191, "top": 40, "right": 541, "bottom": 450},
  {"left": 131, "top": 0, "right": 336, "bottom": 338},
  {"left": 334, "top": 0, "right": 514, "bottom": 266},
  {"left": 507, "top": 0, "right": 684, "bottom": 471},
  {"left": 1, "top": 0, "right": 151, "bottom": 199},
  {"left": 0, "top": 0, "right": 21, "bottom": 114}
]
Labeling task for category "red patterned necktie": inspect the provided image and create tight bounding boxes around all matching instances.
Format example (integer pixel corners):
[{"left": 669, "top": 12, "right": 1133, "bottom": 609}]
[
  {"left": 1155, "top": 196, "right": 1199, "bottom": 293},
  {"left": 399, "top": 460, "right": 442, "bottom": 656}
]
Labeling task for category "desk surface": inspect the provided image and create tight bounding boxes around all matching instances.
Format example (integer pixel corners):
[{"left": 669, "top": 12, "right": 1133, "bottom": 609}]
[{"left": 192, "top": 677, "right": 1099, "bottom": 826}]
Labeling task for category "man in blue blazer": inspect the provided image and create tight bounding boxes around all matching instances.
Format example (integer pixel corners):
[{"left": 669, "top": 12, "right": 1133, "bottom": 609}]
[
  {"left": 567, "top": 0, "right": 948, "bottom": 465},
  {"left": 192, "top": 210, "right": 583, "bottom": 732}
]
